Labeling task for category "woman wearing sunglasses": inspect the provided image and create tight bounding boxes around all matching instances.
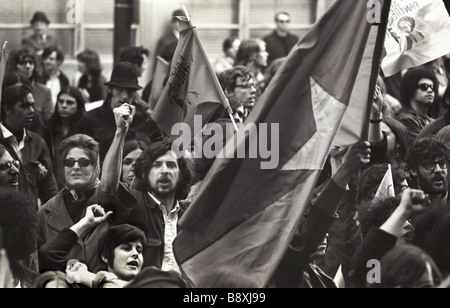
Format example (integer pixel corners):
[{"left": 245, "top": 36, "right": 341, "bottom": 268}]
[
  {"left": 44, "top": 87, "right": 86, "bottom": 189},
  {"left": 36, "top": 134, "right": 135, "bottom": 274}
]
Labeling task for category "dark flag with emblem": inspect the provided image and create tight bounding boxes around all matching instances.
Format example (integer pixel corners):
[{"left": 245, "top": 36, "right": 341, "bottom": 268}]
[
  {"left": 173, "top": 0, "right": 391, "bottom": 287},
  {"left": 151, "top": 16, "right": 229, "bottom": 138}
]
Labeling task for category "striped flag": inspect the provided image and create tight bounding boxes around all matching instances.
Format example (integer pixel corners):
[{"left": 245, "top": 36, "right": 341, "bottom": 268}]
[
  {"left": 151, "top": 17, "right": 230, "bottom": 138},
  {"left": 173, "top": 0, "right": 390, "bottom": 287}
]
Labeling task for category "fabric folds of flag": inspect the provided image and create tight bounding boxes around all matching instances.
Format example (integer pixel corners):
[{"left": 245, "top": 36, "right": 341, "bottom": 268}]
[
  {"left": 173, "top": 0, "right": 390, "bottom": 287},
  {"left": 0, "top": 44, "right": 6, "bottom": 120},
  {"left": 151, "top": 17, "right": 229, "bottom": 138},
  {"left": 382, "top": 0, "right": 450, "bottom": 77}
]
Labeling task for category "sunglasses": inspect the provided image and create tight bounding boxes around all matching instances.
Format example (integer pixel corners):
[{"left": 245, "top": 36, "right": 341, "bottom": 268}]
[
  {"left": 63, "top": 158, "right": 92, "bottom": 168},
  {"left": 277, "top": 19, "right": 290, "bottom": 23},
  {"left": 417, "top": 84, "right": 435, "bottom": 92},
  {"left": 0, "top": 160, "right": 20, "bottom": 172}
]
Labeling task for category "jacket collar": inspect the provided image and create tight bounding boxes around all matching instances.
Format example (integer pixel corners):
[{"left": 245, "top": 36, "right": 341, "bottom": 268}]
[{"left": 42, "top": 191, "right": 76, "bottom": 232}]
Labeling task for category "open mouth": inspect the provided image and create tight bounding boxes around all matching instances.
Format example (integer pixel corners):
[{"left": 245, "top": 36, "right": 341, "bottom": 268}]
[
  {"left": 8, "top": 178, "right": 19, "bottom": 186},
  {"left": 127, "top": 260, "right": 139, "bottom": 269}
]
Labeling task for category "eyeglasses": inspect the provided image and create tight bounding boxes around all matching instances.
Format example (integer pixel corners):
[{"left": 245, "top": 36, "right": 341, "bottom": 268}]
[
  {"left": 421, "top": 161, "right": 447, "bottom": 172},
  {"left": 277, "top": 19, "right": 290, "bottom": 24},
  {"left": 63, "top": 158, "right": 92, "bottom": 168},
  {"left": 417, "top": 84, "right": 435, "bottom": 92},
  {"left": 0, "top": 160, "right": 20, "bottom": 172},
  {"left": 234, "top": 83, "right": 257, "bottom": 89}
]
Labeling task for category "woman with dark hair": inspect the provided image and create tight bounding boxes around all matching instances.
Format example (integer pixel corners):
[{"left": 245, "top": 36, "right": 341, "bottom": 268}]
[
  {"left": 76, "top": 48, "right": 108, "bottom": 103},
  {"left": 372, "top": 245, "right": 441, "bottom": 288},
  {"left": 37, "top": 134, "right": 135, "bottom": 274},
  {"left": 44, "top": 87, "right": 86, "bottom": 189},
  {"left": 121, "top": 139, "right": 147, "bottom": 189},
  {"left": 0, "top": 187, "right": 38, "bottom": 288},
  {"left": 5, "top": 49, "right": 54, "bottom": 122}
]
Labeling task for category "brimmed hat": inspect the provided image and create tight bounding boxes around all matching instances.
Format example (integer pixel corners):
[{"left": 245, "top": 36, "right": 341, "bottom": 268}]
[
  {"left": 105, "top": 62, "right": 142, "bottom": 90},
  {"left": 30, "top": 11, "right": 50, "bottom": 24}
]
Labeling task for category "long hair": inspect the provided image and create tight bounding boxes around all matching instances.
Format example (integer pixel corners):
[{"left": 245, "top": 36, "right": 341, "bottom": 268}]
[
  {"left": 234, "top": 39, "right": 265, "bottom": 67},
  {"left": 76, "top": 48, "right": 102, "bottom": 76},
  {"left": 0, "top": 188, "right": 37, "bottom": 285},
  {"left": 5, "top": 49, "right": 39, "bottom": 81},
  {"left": 48, "top": 86, "right": 86, "bottom": 134},
  {"left": 383, "top": 117, "right": 410, "bottom": 160},
  {"left": 371, "top": 245, "right": 442, "bottom": 288},
  {"left": 133, "top": 139, "right": 193, "bottom": 200}
]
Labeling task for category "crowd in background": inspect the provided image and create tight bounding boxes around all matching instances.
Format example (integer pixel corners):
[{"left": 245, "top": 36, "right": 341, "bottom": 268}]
[{"left": 1, "top": 7, "right": 450, "bottom": 289}]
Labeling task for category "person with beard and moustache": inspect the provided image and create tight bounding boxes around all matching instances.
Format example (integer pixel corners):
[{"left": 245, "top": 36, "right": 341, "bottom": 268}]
[
  {"left": 0, "top": 84, "right": 58, "bottom": 210},
  {"left": 99, "top": 104, "right": 194, "bottom": 272},
  {"left": 406, "top": 137, "right": 449, "bottom": 209},
  {"left": 76, "top": 62, "right": 161, "bottom": 164}
]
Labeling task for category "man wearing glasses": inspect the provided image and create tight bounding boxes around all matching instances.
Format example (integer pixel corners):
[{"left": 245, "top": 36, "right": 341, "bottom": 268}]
[
  {"left": 397, "top": 67, "right": 440, "bottom": 144},
  {"left": 0, "top": 84, "right": 58, "bottom": 209},
  {"left": 263, "top": 12, "right": 299, "bottom": 67},
  {"left": 407, "top": 137, "right": 449, "bottom": 209}
]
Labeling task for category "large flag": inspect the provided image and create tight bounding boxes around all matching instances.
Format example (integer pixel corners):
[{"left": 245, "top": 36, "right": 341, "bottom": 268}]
[
  {"left": 173, "top": 0, "right": 390, "bottom": 287},
  {"left": 382, "top": 0, "right": 450, "bottom": 77},
  {"left": 373, "top": 164, "right": 396, "bottom": 203},
  {"left": 151, "top": 17, "right": 230, "bottom": 138},
  {"left": 149, "top": 56, "right": 169, "bottom": 111},
  {"left": 0, "top": 42, "right": 6, "bottom": 120}
]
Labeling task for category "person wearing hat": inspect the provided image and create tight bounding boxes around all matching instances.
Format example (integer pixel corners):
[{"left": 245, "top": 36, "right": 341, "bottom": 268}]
[
  {"left": 22, "top": 11, "right": 58, "bottom": 58},
  {"left": 76, "top": 62, "right": 161, "bottom": 163}
]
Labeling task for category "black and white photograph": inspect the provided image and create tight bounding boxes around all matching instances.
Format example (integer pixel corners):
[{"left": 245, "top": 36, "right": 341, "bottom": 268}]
[{"left": 1, "top": 0, "right": 450, "bottom": 294}]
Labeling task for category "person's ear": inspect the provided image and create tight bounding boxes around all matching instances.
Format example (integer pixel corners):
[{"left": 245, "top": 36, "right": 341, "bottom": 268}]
[
  {"left": 410, "top": 168, "right": 418, "bottom": 177},
  {"left": 101, "top": 255, "right": 108, "bottom": 264}
]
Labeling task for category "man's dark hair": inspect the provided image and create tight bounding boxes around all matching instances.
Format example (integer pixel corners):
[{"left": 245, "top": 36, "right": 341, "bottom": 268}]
[
  {"left": 5, "top": 49, "right": 38, "bottom": 80},
  {"left": 358, "top": 196, "right": 401, "bottom": 237},
  {"left": 119, "top": 46, "right": 150, "bottom": 67},
  {"left": 1, "top": 84, "right": 33, "bottom": 121},
  {"left": 134, "top": 138, "right": 193, "bottom": 200},
  {"left": 406, "top": 137, "right": 449, "bottom": 170},
  {"left": 98, "top": 224, "right": 146, "bottom": 269},
  {"left": 400, "top": 67, "right": 439, "bottom": 108},
  {"left": 42, "top": 46, "right": 65, "bottom": 63}
]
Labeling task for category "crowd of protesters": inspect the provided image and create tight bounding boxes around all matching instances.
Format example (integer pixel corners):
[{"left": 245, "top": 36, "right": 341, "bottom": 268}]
[{"left": 1, "top": 8, "right": 450, "bottom": 289}]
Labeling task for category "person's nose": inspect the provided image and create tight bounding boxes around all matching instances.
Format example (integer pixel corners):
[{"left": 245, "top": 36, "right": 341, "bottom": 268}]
[
  {"left": 160, "top": 163, "right": 169, "bottom": 174},
  {"left": 9, "top": 164, "right": 19, "bottom": 175},
  {"left": 434, "top": 163, "right": 444, "bottom": 173}
]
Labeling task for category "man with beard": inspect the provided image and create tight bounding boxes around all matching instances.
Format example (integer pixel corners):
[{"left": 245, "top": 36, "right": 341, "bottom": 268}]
[
  {"left": 99, "top": 104, "right": 193, "bottom": 273},
  {"left": 0, "top": 84, "right": 58, "bottom": 209},
  {"left": 406, "top": 137, "right": 449, "bottom": 209}
]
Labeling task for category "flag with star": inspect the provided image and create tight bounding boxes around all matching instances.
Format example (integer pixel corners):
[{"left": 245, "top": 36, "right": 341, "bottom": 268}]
[{"left": 173, "top": 0, "right": 391, "bottom": 287}]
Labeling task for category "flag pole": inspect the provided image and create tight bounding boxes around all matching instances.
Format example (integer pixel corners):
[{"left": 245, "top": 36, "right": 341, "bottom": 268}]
[
  {"left": 2, "top": 41, "right": 7, "bottom": 51},
  {"left": 182, "top": 6, "right": 238, "bottom": 132},
  {"left": 182, "top": 5, "right": 190, "bottom": 21}
]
